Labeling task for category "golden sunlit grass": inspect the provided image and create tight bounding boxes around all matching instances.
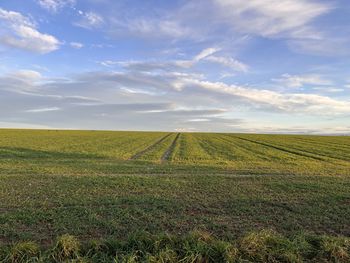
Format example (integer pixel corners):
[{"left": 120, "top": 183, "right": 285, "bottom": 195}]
[{"left": 1, "top": 231, "right": 349, "bottom": 262}]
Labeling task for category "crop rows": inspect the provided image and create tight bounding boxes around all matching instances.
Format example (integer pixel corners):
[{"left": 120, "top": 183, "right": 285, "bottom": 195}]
[
  {"left": 169, "top": 133, "right": 350, "bottom": 172},
  {"left": 0, "top": 130, "right": 167, "bottom": 160},
  {"left": 0, "top": 129, "right": 349, "bottom": 175},
  {"left": 235, "top": 134, "right": 350, "bottom": 162},
  {"left": 1, "top": 129, "right": 350, "bottom": 246}
]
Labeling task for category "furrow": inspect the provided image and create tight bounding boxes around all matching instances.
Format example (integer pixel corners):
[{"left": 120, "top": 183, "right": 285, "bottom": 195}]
[
  {"left": 129, "top": 133, "right": 172, "bottom": 160},
  {"left": 233, "top": 136, "right": 327, "bottom": 162},
  {"left": 161, "top": 133, "right": 180, "bottom": 162}
]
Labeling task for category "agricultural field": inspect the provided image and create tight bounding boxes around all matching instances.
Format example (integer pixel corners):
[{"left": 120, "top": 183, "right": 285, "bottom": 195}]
[
  {"left": 1, "top": 129, "right": 349, "bottom": 176},
  {"left": 0, "top": 129, "right": 350, "bottom": 262}
]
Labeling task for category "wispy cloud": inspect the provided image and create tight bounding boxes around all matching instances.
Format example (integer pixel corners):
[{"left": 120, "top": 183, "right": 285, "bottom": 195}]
[
  {"left": 193, "top": 48, "right": 219, "bottom": 61},
  {"left": 74, "top": 11, "right": 104, "bottom": 30},
  {"left": 70, "top": 42, "right": 83, "bottom": 49},
  {"left": 25, "top": 107, "right": 61, "bottom": 113},
  {"left": 1, "top": 67, "right": 349, "bottom": 132},
  {"left": 10, "top": 70, "right": 42, "bottom": 82},
  {"left": 288, "top": 37, "right": 350, "bottom": 56},
  {"left": 36, "top": 0, "right": 76, "bottom": 13},
  {"left": 123, "top": 18, "right": 191, "bottom": 39},
  {"left": 91, "top": 0, "right": 335, "bottom": 55},
  {"left": 99, "top": 47, "right": 248, "bottom": 73},
  {"left": 312, "top": 87, "right": 344, "bottom": 93},
  {"left": 205, "top": 56, "right": 249, "bottom": 72},
  {"left": 213, "top": 0, "right": 331, "bottom": 37},
  {"left": 272, "top": 74, "right": 333, "bottom": 88}
]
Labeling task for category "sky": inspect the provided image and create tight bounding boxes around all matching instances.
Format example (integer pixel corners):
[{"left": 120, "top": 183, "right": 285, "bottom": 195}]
[{"left": 0, "top": 0, "right": 349, "bottom": 134}]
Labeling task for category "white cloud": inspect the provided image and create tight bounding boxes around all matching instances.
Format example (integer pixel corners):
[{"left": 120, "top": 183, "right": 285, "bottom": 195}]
[
  {"left": 107, "top": 47, "right": 248, "bottom": 74},
  {"left": 171, "top": 52, "right": 208, "bottom": 68},
  {"left": 70, "top": 42, "right": 83, "bottom": 49},
  {"left": 186, "top": 79, "right": 350, "bottom": 115},
  {"left": 0, "top": 70, "right": 43, "bottom": 92},
  {"left": 0, "top": 8, "right": 60, "bottom": 53},
  {"left": 219, "top": 72, "right": 236, "bottom": 79},
  {"left": 37, "top": 0, "right": 75, "bottom": 13},
  {"left": 193, "top": 48, "right": 219, "bottom": 61},
  {"left": 128, "top": 19, "right": 190, "bottom": 39},
  {"left": 83, "top": 58, "right": 349, "bottom": 116},
  {"left": 74, "top": 11, "right": 104, "bottom": 29},
  {"left": 186, "top": 118, "right": 210, "bottom": 122},
  {"left": 77, "top": 70, "right": 350, "bottom": 116},
  {"left": 25, "top": 107, "right": 61, "bottom": 113},
  {"left": 90, "top": 43, "right": 114, "bottom": 49},
  {"left": 172, "top": 48, "right": 248, "bottom": 73},
  {"left": 98, "top": 60, "right": 119, "bottom": 67},
  {"left": 312, "top": 87, "right": 344, "bottom": 93},
  {"left": 1, "top": 69, "right": 349, "bottom": 132},
  {"left": 205, "top": 56, "right": 249, "bottom": 72},
  {"left": 273, "top": 74, "right": 333, "bottom": 88},
  {"left": 10, "top": 70, "right": 42, "bottom": 81}
]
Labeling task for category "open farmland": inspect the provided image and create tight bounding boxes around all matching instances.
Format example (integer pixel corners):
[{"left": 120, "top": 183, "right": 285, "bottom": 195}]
[
  {"left": 0, "top": 129, "right": 350, "bottom": 261},
  {"left": 1, "top": 129, "right": 350, "bottom": 176}
]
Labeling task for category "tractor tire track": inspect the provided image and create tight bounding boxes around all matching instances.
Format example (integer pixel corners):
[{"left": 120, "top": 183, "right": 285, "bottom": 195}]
[
  {"left": 233, "top": 136, "right": 327, "bottom": 162},
  {"left": 161, "top": 133, "right": 180, "bottom": 162},
  {"left": 129, "top": 133, "right": 172, "bottom": 160}
]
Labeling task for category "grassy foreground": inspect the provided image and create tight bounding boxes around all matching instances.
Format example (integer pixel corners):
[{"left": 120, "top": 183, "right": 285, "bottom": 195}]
[
  {"left": 1, "top": 174, "right": 350, "bottom": 245},
  {"left": 0, "top": 129, "right": 350, "bottom": 261},
  {"left": 1, "top": 230, "right": 350, "bottom": 263}
]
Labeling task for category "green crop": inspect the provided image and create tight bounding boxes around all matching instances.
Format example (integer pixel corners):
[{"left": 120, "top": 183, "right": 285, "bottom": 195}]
[{"left": 0, "top": 129, "right": 349, "bottom": 250}]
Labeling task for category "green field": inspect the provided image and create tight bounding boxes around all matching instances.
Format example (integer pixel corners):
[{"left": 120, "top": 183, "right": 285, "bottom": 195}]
[{"left": 1, "top": 129, "right": 350, "bottom": 262}]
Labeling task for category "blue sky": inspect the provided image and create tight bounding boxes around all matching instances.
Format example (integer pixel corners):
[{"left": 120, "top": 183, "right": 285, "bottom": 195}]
[{"left": 0, "top": 0, "right": 349, "bottom": 134}]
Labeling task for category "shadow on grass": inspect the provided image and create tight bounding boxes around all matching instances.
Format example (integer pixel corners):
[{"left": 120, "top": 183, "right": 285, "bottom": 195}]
[{"left": 0, "top": 146, "right": 104, "bottom": 159}]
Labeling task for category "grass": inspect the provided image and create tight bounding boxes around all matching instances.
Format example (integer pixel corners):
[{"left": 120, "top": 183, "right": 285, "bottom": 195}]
[
  {"left": 1, "top": 173, "right": 350, "bottom": 244},
  {"left": 1, "top": 231, "right": 349, "bottom": 262},
  {"left": 0, "top": 129, "right": 349, "bottom": 260},
  {"left": 1, "top": 130, "right": 349, "bottom": 176}
]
